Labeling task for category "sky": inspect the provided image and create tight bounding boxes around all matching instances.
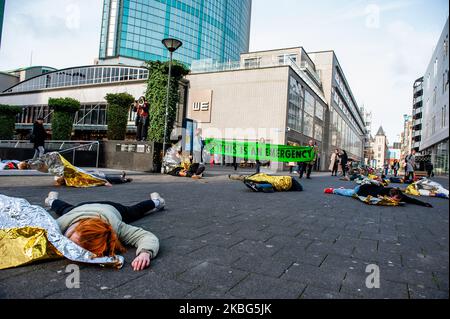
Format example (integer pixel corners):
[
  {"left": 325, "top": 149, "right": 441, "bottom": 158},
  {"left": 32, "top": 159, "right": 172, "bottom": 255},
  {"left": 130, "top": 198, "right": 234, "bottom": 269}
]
[{"left": 0, "top": 0, "right": 448, "bottom": 144}]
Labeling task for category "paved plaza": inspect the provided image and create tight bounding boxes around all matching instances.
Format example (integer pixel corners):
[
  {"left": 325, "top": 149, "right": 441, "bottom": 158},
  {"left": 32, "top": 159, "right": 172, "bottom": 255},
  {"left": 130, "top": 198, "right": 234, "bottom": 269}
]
[{"left": 0, "top": 169, "right": 448, "bottom": 299}]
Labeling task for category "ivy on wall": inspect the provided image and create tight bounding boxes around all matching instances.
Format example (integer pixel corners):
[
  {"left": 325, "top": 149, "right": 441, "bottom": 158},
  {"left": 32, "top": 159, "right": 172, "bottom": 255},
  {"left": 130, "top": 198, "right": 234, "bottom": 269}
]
[
  {"left": 145, "top": 60, "right": 189, "bottom": 143},
  {"left": 105, "top": 92, "right": 135, "bottom": 141},
  {"left": 48, "top": 97, "right": 80, "bottom": 140},
  {"left": 0, "top": 104, "right": 22, "bottom": 140}
]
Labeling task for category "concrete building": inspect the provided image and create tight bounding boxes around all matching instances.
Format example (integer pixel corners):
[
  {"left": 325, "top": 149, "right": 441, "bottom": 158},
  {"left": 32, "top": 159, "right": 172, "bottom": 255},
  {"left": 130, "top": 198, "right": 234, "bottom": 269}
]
[
  {"left": 187, "top": 47, "right": 365, "bottom": 171},
  {"left": 400, "top": 115, "right": 413, "bottom": 165},
  {"left": 187, "top": 47, "right": 328, "bottom": 171},
  {"left": 99, "top": 0, "right": 252, "bottom": 66},
  {"left": 420, "top": 17, "right": 449, "bottom": 176},
  {"left": 373, "top": 126, "right": 388, "bottom": 169},
  {"left": 308, "top": 51, "right": 365, "bottom": 162},
  {"left": 411, "top": 77, "right": 424, "bottom": 152}
]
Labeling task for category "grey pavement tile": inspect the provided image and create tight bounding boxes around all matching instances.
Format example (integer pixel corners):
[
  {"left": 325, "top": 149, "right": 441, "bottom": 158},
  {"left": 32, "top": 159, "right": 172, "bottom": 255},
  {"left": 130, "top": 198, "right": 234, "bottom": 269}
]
[
  {"left": 196, "top": 232, "right": 246, "bottom": 249},
  {"left": 230, "top": 239, "right": 284, "bottom": 257},
  {"left": 263, "top": 225, "right": 303, "bottom": 237},
  {"left": 228, "top": 273, "right": 306, "bottom": 299},
  {"left": 45, "top": 286, "right": 115, "bottom": 299},
  {"left": 433, "top": 272, "right": 449, "bottom": 291},
  {"left": 107, "top": 272, "right": 197, "bottom": 299},
  {"left": 280, "top": 262, "right": 346, "bottom": 291},
  {"left": 158, "top": 237, "right": 208, "bottom": 256},
  {"left": 408, "top": 284, "right": 449, "bottom": 299},
  {"left": 150, "top": 254, "right": 204, "bottom": 280},
  {"left": 232, "top": 229, "right": 275, "bottom": 242},
  {"left": 272, "top": 247, "right": 327, "bottom": 267},
  {"left": 264, "top": 235, "right": 312, "bottom": 251},
  {"left": 300, "top": 286, "right": 362, "bottom": 299},
  {"left": 306, "top": 240, "right": 354, "bottom": 257},
  {"left": 187, "top": 245, "right": 243, "bottom": 266},
  {"left": 0, "top": 266, "right": 72, "bottom": 298},
  {"left": 231, "top": 254, "right": 293, "bottom": 278},
  {"left": 185, "top": 286, "right": 239, "bottom": 299},
  {"left": 178, "top": 262, "right": 248, "bottom": 291}
]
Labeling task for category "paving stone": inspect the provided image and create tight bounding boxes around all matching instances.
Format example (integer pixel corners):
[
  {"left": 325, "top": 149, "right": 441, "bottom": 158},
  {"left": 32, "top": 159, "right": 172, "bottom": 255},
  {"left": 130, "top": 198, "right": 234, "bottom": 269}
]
[
  {"left": 187, "top": 245, "right": 242, "bottom": 266},
  {"left": 231, "top": 254, "right": 293, "bottom": 278},
  {"left": 280, "top": 262, "right": 346, "bottom": 291},
  {"left": 408, "top": 284, "right": 449, "bottom": 299},
  {"left": 230, "top": 239, "right": 284, "bottom": 257},
  {"left": 178, "top": 262, "right": 248, "bottom": 291},
  {"left": 300, "top": 285, "right": 361, "bottom": 299},
  {"left": 228, "top": 273, "right": 306, "bottom": 299},
  {"left": 340, "top": 272, "right": 409, "bottom": 299}
]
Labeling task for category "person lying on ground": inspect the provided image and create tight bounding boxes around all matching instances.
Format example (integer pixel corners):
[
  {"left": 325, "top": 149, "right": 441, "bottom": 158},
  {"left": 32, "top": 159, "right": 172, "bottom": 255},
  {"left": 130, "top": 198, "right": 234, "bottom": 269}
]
[
  {"left": 324, "top": 183, "right": 433, "bottom": 207},
  {"left": 44, "top": 191, "right": 165, "bottom": 271},
  {"left": 19, "top": 152, "right": 132, "bottom": 187},
  {"left": 167, "top": 160, "right": 206, "bottom": 179},
  {"left": 229, "top": 173, "right": 303, "bottom": 193}
]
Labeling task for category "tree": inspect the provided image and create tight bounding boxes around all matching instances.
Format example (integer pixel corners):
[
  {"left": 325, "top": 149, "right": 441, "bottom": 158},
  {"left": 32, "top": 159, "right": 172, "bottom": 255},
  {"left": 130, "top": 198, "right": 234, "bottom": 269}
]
[
  {"left": 48, "top": 98, "right": 80, "bottom": 140},
  {"left": 145, "top": 60, "right": 189, "bottom": 142},
  {"left": 105, "top": 93, "right": 135, "bottom": 140},
  {"left": 0, "top": 104, "right": 22, "bottom": 139}
]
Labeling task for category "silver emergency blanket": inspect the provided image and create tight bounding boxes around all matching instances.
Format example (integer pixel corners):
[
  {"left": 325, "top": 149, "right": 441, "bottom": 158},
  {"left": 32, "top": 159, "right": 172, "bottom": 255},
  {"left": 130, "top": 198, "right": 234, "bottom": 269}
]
[
  {"left": 0, "top": 194, "right": 124, "bottom": 269},
  {"left": 162, "top": 142, "right": 182, "bottom": 174}
]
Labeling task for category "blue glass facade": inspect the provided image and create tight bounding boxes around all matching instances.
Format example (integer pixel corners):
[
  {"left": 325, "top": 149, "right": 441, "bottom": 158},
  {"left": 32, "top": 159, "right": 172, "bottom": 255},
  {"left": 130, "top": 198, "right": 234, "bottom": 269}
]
[
  {"left": 99, "top": 0, "right": 252, "bottom": 66},
  {"left": 0, "top": 0, "right": 5, "bottom": 48}
]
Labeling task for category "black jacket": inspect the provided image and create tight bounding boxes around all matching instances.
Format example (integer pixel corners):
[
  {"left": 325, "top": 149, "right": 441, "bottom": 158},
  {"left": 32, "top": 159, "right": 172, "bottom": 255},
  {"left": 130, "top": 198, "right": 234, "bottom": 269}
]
[
  {"left": 356, "top": 184, "right": 432, "bottom": 207},
  {"left": 31, "top": 122, "right": 46, "bottom": 147}
]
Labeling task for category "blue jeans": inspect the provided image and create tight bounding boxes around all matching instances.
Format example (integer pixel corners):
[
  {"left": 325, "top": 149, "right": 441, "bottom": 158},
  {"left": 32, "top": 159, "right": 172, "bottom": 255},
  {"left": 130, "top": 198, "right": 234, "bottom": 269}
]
[{"left": 333, "top": 185, "right": 360, "bottom": 197}]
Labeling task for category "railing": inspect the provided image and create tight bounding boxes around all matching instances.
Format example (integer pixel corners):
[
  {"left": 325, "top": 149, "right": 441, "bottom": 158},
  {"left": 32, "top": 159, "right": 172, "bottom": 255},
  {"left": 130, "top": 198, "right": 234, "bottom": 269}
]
[
  {"left": 300, "top": 61, "right": 322, "bottom": 86},
  {"left": 0, "top": 140, "right": 100, "bottom": 167},
  {"left": 413, "top": 96, "right": 423, "bottom": 104},
  {"left": 414, "top": 84, "right": 423, "bottom": 94},
  {"left": 413, "top": 107, "right": 423, "bottom": 116},
  {"left": 414, "top": 118, "right": 422, "bottom": 126}
]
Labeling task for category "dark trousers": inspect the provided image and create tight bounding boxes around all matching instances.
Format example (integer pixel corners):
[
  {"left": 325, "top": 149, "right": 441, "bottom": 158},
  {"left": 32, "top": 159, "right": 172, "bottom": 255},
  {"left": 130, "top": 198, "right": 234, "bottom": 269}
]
[
  {"left": 136, "top": 117, "right": 149, "bottom": 141},
  {"left": 51, "top": 199, "right": 156, "bottom": 224},
  {"left": 341, "top": 163, "right": 348, "bottom": 177},
  {"left": 332, "top": 162, "right": 339, "bottom": 176},
  {"left": 256, "top": 161, "right": 261, "bottom": 174},
  {"left": 299, "top": 163, "right": 313, "bottom": 178}
]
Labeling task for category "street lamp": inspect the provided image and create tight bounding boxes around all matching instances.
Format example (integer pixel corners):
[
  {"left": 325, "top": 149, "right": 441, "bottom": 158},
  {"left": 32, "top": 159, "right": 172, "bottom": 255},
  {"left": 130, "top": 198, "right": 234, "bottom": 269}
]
[{"left": 161, "top": 38, "right": 182, "bottom": 173}]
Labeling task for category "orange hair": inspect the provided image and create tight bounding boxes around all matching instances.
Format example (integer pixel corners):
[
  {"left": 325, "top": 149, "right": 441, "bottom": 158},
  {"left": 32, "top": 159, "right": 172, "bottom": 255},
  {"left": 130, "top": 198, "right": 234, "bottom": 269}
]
[{"left": 73, "top": 218, "right": 126, "bottom": 257}]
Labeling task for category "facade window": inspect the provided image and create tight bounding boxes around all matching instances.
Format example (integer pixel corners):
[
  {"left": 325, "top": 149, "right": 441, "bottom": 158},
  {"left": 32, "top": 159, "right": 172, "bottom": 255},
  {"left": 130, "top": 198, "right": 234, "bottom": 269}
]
[
  {"left": 443, "top": 105, "right": 447, "bottom": 128},
  {"left": 434, "top": 58, "right": 438, "bottom": 78},
  {"left": 244, "top": 58, "right": 260, "bottom": 68},
  {"left": 433, "top": 87, "right": 437, "bottom": 105}
]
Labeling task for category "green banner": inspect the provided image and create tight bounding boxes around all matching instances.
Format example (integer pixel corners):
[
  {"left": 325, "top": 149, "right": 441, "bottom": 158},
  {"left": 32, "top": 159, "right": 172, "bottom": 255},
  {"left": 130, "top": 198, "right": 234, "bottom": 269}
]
[{"left": 204, "top": 139, "right": 315, "bottom": 163}]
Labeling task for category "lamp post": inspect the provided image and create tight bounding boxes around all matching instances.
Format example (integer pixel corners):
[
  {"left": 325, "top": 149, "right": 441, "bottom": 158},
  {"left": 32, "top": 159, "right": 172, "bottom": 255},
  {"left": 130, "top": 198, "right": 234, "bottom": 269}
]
[{"left": 161, "top": 38, "right": 182, "bottom": 173}]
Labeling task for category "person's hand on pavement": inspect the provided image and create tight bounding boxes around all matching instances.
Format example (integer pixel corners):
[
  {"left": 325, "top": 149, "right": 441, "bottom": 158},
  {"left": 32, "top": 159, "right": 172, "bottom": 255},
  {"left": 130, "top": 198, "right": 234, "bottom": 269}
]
[{"left": 131, "top": 252, "right": 151, "bottom": 271}]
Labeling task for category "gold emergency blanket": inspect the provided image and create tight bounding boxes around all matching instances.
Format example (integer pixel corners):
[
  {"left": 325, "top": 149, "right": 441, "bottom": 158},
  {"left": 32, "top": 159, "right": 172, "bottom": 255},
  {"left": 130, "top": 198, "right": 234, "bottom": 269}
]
[
  {"left": 0, "top": 194, "right": 123, "bottom": 270},
  {"left": 353, "top": 195, "right": 402, "bottom": 206},
  {"left": 245, "top": 174, "right": 293, "bottom": 192},
  {"left": 28, "top": 152, "right": 107, "bottom": 188}
]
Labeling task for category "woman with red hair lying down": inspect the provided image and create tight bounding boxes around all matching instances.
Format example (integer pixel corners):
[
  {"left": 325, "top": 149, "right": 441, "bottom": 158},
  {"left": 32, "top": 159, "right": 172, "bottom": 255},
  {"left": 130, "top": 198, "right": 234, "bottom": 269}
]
[{"left": 44, "top": 191, "right": 165, "bottom": 271}]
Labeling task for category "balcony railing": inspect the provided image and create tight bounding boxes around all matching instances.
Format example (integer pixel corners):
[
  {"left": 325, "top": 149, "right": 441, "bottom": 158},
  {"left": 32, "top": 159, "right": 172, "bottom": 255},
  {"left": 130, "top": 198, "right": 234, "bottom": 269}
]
[
  {"left": 414, "top": 118, "right": 422, "bottom": 126},
  {"left": 413, "top": 96, "right": 423, "bottom": 105},
  {"left": 414, "top": 84, "right": 423, "bottom": 95},
  {"left": 413, "top": 107, "right": 423, "bottom": 116}
]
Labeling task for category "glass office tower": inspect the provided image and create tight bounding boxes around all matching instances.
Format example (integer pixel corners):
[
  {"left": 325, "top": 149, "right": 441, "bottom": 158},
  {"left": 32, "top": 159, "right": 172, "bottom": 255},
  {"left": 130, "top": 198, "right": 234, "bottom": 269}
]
[
  {"left": 0, "top": 0, "right": 5, "bottom": 48},
  {"left": 99, "top": 0, "right": 252, "bottom": 66}
]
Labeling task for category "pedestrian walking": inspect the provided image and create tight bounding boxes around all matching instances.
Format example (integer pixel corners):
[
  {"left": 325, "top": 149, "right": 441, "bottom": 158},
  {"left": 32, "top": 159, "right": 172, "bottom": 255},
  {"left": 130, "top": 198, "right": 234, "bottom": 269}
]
[
  {"left": 31, "top": 117, "right": 47, "bottom": 159},
  {"left": 425, "top": 160, "right": 434, "bottom": 178},
  {"left": 299, "top": 140, "right": 318, "bottom": 179},
  {"left": 329, "top": 149, "right": 340, "bottom": 176},
  {"left": 405, "top": 150, "right": 416, "bottom": 181},
  {"left": 340, "top": 150, "right": 348, "bottom": 177},
  {"left": 392, "top": 160, "right": 400, "bottom": 177}
]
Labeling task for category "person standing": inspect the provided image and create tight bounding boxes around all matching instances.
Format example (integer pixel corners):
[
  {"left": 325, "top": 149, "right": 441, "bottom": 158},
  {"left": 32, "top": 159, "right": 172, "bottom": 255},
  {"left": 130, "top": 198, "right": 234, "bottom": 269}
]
[
  {"left": 132, "top": 100, "right": 141, "bottom": 141},
  {"left": 392, "top": 160, "right": 400, "bottom": 177},
  {"left": 405, "top": 150, "right": 416, "bottom": 181},
  {"left": 329, "top": 149, "right": 340, "bottom": 176},
  {"left": 340, "top": 150, "right": 348, "bottom": 177},
  {"left": 31, "top": 117, "right": 47, "bottom": 159},
  {"left": 425, "top": 160, "right": 434, "bottom": 178},
  {"left": 136, "top": 97, "right": 149, "bottom": 141},
  {"left": 299, "top": 140, "right": 318, "bottom": 179},
  {"left": 192, "top": 128, "right": 204, "bottom": 164}
]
